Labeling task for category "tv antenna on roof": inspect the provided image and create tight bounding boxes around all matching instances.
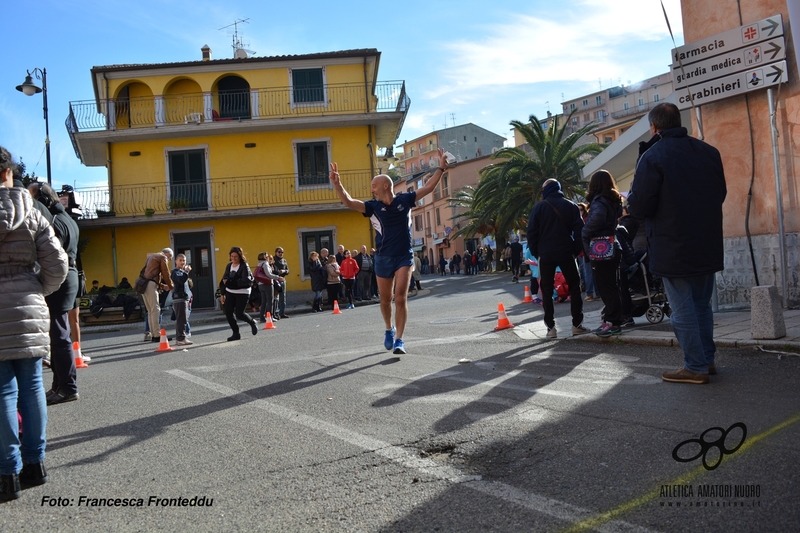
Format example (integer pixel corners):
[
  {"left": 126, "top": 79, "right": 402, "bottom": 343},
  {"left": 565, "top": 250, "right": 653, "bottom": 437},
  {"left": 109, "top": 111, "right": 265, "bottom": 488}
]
[{"left": 219, "top": 18, "right": 255, "bottom": 58}]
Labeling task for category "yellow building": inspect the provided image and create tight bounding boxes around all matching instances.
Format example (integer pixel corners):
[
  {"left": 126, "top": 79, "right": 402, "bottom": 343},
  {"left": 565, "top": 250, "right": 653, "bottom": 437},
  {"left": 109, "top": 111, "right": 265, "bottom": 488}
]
[{"left": 68, "top": 47, "right": 409, "bottom": 308}]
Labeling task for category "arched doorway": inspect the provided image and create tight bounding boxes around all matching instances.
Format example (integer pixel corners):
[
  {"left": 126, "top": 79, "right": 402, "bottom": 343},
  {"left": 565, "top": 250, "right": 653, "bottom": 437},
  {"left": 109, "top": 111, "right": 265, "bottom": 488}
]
[
  {"left": 217, "top": 76, "right": 250, "bottom": 120},
  {"left": 115, "top": 82, "right": 154, "bottom": 128}
]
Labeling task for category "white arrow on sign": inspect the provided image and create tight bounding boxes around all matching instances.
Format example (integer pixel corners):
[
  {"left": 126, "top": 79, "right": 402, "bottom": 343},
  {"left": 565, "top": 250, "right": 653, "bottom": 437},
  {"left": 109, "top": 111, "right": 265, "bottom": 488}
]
[
  {"left": 671, "top": 14, "right": 783, "bottom": 68},
  {"left": 674, "top": 37, "right": 785, "bottom": 89},
  {"left": 676, "top": 60, "right": 788, "bottom": 110}
]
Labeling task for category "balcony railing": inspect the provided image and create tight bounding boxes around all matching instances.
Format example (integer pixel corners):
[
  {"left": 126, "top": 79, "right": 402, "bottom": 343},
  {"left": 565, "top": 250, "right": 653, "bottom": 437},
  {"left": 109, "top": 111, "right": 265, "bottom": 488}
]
[
  {"left": 420, "top": 143, "right": 438, "bottom": 154},
  {"left": 67, "top": 81, "right": 410, "bottom": 133},
  {"left": 611, "top": 101, "right": 657, "bottom": 120},
  {"left": 76, "top": 170, "right": 372, "bottom": 220}
]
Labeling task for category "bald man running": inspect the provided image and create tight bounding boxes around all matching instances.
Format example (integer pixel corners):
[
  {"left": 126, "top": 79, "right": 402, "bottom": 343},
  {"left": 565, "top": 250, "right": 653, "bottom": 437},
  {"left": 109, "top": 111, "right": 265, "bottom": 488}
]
[{"left": 329, "top": 149, "right": 448, "bottom": 354}]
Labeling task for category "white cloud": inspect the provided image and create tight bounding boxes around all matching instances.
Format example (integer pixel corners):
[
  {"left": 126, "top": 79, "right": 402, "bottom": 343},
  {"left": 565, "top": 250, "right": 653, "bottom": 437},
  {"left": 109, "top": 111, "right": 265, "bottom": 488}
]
[{"left": 427, "top": 0, "right": 683, "bottom": 99}]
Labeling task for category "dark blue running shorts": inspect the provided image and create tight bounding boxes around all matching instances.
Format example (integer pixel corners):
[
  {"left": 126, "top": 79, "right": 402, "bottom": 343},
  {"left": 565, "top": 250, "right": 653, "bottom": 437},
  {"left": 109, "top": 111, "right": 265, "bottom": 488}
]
[{"left": 374, "top": 254, "right": 414, "bottom": 278}]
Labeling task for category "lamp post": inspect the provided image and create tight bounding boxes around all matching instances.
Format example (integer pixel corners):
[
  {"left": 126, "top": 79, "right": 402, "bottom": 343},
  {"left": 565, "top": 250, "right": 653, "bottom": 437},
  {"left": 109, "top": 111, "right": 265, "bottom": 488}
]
[{"left": 16, "top": 68, "right": 51, "bottom": 185}]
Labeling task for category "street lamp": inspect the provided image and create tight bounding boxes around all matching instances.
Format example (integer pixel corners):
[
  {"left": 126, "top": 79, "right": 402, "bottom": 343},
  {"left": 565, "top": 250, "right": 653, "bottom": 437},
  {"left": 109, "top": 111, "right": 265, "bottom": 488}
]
[{"left": 16, "top": 68, "right": 51, "bottom": 185}]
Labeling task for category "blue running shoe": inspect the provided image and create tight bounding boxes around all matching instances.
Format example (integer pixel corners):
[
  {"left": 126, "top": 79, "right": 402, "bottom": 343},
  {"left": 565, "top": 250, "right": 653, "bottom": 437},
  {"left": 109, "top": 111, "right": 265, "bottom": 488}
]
[
  {"left": 384, "top": 327, "right": 396, "bottom": 350},
  {"left": 393, "top": 338, "right": 406, "bottom": 355}
]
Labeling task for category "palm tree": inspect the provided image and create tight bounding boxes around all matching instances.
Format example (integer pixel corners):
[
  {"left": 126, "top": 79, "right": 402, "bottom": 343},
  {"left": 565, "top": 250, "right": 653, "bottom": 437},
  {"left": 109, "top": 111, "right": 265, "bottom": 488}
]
[
  {"left": 471, "top": 111, "right": 604, "bottom": 242},
  {"left": 449, "top": 185, "right": 498, "bottom": 241}
]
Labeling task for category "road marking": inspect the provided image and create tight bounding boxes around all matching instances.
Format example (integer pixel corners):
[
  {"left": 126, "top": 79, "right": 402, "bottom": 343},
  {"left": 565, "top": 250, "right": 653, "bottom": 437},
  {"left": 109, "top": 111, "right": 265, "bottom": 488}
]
[{"left": 167, "top": 369, "right": 656, "bottom": 532}]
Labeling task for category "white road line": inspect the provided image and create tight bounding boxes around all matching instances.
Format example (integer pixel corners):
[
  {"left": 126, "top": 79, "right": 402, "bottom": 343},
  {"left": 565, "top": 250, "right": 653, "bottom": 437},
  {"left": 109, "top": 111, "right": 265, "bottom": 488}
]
[{"left": 166, "top": 369, "right": 659, "bottom": 533}]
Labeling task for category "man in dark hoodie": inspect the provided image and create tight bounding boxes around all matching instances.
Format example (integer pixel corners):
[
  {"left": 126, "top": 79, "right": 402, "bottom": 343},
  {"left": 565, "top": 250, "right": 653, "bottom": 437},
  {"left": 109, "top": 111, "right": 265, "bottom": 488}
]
[
  {"left": 628, "top": 103, "right": 726, "bottom": 385},
  {"left": 527, "top": 179, "right": 589, "bottom": 339}
]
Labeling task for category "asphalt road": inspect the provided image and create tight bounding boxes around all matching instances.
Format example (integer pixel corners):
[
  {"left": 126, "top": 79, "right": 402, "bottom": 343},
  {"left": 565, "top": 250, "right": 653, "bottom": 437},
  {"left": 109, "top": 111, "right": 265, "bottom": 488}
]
[{"left": 4, "top": 273, "right": 799, "bottom": 532}]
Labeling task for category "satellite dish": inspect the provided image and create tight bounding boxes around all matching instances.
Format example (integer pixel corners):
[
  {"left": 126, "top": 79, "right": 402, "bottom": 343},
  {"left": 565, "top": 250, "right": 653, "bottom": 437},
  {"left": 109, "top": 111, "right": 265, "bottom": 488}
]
[{"left": 234, "top": 48, "right": 248, "bottom": 59}]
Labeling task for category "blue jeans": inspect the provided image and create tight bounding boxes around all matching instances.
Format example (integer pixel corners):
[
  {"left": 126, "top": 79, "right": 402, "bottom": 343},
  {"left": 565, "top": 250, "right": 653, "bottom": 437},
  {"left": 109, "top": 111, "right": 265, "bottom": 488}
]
[
  {"left": 0, "top": 358, "right": 47, "bottom": 475},
  {"left": 663, "top": 275, "right": 716, "bottom": 374}
]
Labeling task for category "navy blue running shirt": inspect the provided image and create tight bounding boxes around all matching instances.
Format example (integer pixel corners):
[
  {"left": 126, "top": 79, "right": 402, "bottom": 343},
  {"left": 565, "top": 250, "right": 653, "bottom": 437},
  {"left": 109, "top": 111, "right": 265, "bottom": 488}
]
[{"left": 363, "top": 191, "right": 417, "bottom": 256}]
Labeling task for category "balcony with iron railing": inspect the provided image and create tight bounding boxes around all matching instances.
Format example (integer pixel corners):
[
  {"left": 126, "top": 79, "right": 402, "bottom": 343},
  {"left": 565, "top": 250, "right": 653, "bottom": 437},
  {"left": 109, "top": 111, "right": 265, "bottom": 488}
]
[
  {"left": 75, "top": 170, "right": 372, "bottom": 221},
  {"left": 420, "top": 142, "right": 438, "bottom": 154},
  {"left": 67, "top": 81, "right": 409, "bottom": 133},
  {"left": 611, "top": 101, "right": 658, "bottom": 120}
]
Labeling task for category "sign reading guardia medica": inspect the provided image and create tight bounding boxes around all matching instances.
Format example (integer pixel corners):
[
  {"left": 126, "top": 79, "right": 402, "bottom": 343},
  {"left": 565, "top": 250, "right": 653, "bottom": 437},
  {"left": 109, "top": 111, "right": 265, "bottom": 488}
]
[{"left": 672, "top": 14, "right": 789, "bottom": 109}]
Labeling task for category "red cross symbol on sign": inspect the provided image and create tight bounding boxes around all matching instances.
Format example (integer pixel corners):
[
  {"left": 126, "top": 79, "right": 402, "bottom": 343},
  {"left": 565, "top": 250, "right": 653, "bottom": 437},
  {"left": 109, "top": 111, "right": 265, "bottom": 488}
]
[{"left": 744, "top": 26, "right": 757, "bottom": 40}]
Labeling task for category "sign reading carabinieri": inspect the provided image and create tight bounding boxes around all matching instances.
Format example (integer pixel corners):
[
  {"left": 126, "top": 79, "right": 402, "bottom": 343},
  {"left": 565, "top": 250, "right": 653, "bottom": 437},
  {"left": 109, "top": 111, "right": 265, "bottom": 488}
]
[{"left": 672, "top": 14, "right": 789, "bottom": 109}]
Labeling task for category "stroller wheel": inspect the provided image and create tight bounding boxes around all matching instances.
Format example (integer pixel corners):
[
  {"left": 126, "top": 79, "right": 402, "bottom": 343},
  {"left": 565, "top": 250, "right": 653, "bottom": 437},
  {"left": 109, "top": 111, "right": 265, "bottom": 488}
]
[{"left": 646, "top": 305, "right": 664, "bottom": 324}]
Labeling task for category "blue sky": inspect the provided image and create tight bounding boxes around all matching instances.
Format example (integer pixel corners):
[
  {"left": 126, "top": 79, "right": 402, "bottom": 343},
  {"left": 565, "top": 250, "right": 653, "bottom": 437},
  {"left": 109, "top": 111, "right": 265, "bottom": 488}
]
[{"left": 1, "top": 0, "right": 683, "bottom": 190}]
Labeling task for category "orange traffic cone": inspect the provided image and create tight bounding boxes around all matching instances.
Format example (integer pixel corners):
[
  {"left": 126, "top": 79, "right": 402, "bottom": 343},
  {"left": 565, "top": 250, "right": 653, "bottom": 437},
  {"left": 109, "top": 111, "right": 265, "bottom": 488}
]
[
  {"left": 522, "top": 286, "right": 533, "bottom": 303},
  {"left": 263, "top": 312, "right": 277, "bottom": 330},
  {"left": 154, "top": 328, "right": 174, "bottom": 352},
  {"left": 73, "top": 341, "right": 88, "bottom": 368},
  {"left": 494, "top": 303, "right": 515, "bottom": 331},
  {"left": 332, "top": 300, "right": 342, "bottom": 314}
]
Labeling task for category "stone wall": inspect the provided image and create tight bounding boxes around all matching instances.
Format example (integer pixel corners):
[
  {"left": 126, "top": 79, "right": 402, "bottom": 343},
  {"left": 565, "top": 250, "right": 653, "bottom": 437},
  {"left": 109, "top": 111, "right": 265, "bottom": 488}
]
[{"left": 717, "top": 232, "right": 799, "bottom": 308}]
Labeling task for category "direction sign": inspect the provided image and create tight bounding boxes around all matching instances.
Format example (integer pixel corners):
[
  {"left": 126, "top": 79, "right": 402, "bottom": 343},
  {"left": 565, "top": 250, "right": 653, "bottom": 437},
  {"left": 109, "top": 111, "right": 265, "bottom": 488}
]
[
  {"left": 674, "top": 36, "right": 786, "bottom": 88},
  {"left": 676, "top": 60, "right": 788, "bottom": 110},
  {"left": 671, "top": 14, "right": 783, "bottom": 68}
]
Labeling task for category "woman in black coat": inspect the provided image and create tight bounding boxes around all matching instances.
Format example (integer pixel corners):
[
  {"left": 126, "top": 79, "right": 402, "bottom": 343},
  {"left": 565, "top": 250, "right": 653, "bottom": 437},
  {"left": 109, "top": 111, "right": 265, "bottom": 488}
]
[
  {"left": 308, "top": 251, "right": 326, "bottom": 312},
  {"left": 582, "top": 170, "right": 624, "bottom": 338},
  {"left": 219, "top": 247, "right": 258, "bottom": 341}
]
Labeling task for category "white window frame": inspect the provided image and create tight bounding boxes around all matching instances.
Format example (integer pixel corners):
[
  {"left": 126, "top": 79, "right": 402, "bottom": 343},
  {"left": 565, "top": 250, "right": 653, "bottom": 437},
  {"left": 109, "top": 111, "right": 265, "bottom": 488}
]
[
  {"left": 288, "top": 66, "right": 328, "bottom": 110},
  {"left": 292, "top": 136, "right": 332, "bottom": 190},
  {"left": 296, "top": 225, "right": 337, "bottom": 282},
  {"left": 163, "top": 144, "right": 212, "bottom": 211}
]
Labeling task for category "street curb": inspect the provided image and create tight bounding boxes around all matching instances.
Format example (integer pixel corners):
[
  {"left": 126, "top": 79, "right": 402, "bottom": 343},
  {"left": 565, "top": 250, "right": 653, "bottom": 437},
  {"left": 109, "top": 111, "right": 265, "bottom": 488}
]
[{"left": 566, "top": 333, "right": 800, "bottom": 352}]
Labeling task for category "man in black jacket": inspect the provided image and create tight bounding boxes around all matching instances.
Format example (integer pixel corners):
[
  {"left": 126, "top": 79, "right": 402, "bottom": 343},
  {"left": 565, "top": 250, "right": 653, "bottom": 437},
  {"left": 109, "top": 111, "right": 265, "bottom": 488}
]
[
  {"left": 29, "top": 182, "right": 80, "bottom": 405},
  {"left": 273, "top": 247, "right": 290, "bottom": 318},
  {"left": 526, "top": 179, "right": 588, "bottom": 339},
  {"left": 628, "top": 103, "right": 726, "bottom": 385}
]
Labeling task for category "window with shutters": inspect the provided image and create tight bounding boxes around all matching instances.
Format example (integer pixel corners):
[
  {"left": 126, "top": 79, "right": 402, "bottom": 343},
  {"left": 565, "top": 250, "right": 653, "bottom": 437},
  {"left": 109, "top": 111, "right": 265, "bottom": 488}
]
[
  {"left": 290, "top": 67, "right": 326, "bottom": 108},
  {"left": 294, "top": 139, "right": 330, "bottom": 188}
]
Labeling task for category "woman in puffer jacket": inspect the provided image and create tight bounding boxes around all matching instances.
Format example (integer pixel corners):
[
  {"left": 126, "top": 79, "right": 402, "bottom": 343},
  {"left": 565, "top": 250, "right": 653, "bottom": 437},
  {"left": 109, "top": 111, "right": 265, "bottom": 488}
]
[{"left": 0, "top": 146, "right": 68, "bottom": 501}]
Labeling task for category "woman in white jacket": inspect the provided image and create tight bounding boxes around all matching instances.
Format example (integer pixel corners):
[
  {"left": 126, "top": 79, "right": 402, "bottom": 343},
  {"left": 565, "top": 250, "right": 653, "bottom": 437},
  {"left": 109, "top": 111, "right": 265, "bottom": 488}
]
[{"left": 0, "top": 146, "right": 68, "bottom": 501}]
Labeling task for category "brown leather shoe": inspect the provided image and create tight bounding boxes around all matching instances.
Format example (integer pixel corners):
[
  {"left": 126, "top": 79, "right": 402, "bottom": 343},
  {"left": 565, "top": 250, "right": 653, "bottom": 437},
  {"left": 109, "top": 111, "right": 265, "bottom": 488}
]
[{"left": 662, "top": 368, "right": 709, "bottom": 384}]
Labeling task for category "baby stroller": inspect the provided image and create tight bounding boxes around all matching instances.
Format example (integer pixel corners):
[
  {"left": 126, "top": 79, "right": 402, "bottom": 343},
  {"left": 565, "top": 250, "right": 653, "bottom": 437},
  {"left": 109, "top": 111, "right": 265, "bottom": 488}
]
[{"left": 624, "top": 250, "right": 670, "bottom": 323}]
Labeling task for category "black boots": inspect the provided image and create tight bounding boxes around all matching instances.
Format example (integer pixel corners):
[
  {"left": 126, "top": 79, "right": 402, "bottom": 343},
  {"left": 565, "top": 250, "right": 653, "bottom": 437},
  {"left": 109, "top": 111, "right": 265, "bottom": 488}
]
[
  {"left": 1, "top": 462, "right": 49, "bottom": 501},
  {"left": 0, "top": 473, "right": 21, "bottom": 501},
  {"left": 20, "top": 462, "right": 48, "bottom": 488}
]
